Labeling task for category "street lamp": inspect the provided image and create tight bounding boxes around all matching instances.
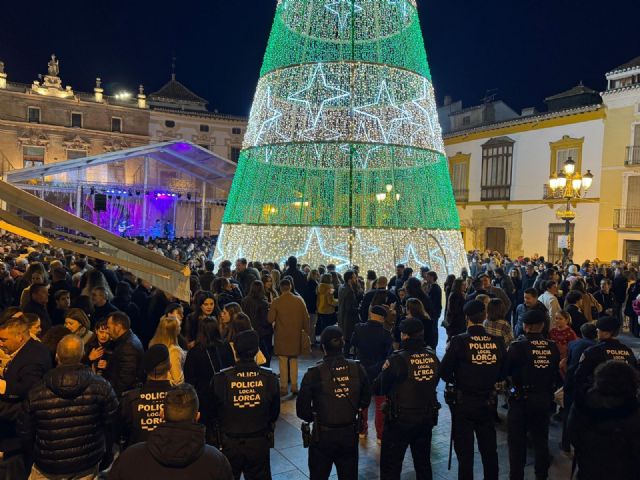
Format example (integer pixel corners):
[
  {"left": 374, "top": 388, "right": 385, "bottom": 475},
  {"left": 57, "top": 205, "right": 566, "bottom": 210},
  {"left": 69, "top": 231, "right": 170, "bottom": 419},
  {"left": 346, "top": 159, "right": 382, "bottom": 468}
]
[{"left": 547, "top": 157, "right": 594, "bottom": 266}]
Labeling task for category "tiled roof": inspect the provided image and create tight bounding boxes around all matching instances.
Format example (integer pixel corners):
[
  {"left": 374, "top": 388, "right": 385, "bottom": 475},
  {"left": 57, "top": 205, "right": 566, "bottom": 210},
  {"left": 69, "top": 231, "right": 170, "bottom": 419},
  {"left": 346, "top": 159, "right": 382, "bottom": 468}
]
[
  {"left": 444, "top": 104, "right": 603, "bottom": 140},
  {"left": 545, "top": 83, "right": 598, "bottom": 102},
  {"left": 149, "top": 77, "right": 208, "bottom": 105},
  {"left": 607, "top": 56, "right": 640, "bottom": 76}
]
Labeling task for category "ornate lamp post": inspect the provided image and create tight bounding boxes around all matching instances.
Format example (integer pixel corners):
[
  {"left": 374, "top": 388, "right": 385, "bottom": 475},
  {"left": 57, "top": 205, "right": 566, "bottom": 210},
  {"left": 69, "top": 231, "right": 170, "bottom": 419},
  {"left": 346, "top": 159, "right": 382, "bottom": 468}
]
[{"left": 548, "top": 157, "right": 594, "bottom": 265}]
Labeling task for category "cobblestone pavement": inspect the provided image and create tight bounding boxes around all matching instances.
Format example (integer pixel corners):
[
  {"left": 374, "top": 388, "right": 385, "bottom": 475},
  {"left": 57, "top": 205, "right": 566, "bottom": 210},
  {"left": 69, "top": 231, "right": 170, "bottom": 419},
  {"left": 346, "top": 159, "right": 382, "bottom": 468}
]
[{"left": 266, "top": 328, "right": 640, "bottom": 479}]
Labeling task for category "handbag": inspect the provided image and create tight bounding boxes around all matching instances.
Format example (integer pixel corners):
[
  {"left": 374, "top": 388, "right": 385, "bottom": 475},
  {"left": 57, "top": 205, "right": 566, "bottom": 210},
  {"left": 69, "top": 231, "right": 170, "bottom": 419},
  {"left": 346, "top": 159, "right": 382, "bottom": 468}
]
[{"left": 300, "top": 329, "right": 312, "bottom": 355}]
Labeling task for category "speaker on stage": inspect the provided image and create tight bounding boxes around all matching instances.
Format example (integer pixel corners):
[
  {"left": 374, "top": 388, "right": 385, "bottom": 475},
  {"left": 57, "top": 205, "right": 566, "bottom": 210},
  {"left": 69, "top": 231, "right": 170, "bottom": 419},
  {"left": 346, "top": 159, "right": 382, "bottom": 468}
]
[{"left": 94, "top": 194, "right": 107, "bottom": 212}]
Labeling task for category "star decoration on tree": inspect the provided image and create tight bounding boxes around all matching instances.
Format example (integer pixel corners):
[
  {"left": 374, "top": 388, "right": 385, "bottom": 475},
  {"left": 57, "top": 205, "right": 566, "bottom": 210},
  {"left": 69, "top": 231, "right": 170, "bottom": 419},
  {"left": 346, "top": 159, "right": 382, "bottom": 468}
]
[
  {"left": 289, "top": 64, "right": 350, "bottom": 132},
  {"left": 325, "top": 0, "right": 363, "bottom": 32},
  {"left": 410, "top": 79, "right": 444, "bottom": 152},
  {"left": 398, "top": 242, "right": 430, "bottom": 271},
  {"left": 255, "top": 86, "right": 289, "bottom": 144},
  {"left": 354, "top": 79, "right": 409, "bottom": 144},
  {"left": 294, "top": 227, "right": 350, "bottom": 269}
]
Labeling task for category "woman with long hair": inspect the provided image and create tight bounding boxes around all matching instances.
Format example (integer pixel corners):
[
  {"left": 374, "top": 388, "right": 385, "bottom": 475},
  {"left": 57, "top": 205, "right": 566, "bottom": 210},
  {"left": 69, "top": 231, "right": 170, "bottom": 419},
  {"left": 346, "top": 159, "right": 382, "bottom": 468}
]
[
  {"left": 184, "top": 291, "right": 219, "bottom": 346},
  {"left": 444, "top": 278, "right": 467, "bottom": 340},
  {"left": 218, "top": 302, "right": 242, "bottom": 341},
  {"left": 405, "top": 297, "right": 436, "bottom": 349},
  {"left": 405, "top": 277, "right": 436, "bottom": 348},
  {"left": 227, "top": 312, "right": 267, "bottom": 365},
  {"left": 149, "top": 315, "right": 186, "bottom": 386},
  {"left": 242, "top": 280, "right": 273, "bottom": 365},
  {"left": 262, "top": 273, "right": 279, "bottom": 304},
  {"left": 211, "top": 277, "right": 242, "bottom": 310},
  {"left": 183, "top": 316, "right": 234, "bottom": 445}
]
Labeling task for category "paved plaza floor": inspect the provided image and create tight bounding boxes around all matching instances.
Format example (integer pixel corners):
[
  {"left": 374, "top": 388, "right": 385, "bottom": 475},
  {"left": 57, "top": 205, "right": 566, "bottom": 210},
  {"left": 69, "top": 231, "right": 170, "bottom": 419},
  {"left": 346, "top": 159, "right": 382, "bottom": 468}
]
[{"left": 266, "top": 328, "right": 640, "bottom": 479}]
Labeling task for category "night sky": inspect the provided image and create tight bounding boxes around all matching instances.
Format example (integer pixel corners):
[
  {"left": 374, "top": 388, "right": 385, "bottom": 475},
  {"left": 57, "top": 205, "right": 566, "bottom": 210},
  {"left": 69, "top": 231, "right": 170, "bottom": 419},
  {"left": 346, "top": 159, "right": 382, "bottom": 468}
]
[{"left": 1, "top": 0, "right": 638, "bottom": 117}]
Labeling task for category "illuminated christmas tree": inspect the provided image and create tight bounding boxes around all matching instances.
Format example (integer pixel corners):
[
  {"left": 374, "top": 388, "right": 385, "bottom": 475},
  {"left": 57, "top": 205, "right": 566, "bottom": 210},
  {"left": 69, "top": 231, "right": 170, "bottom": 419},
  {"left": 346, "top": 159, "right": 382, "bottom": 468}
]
[{"left": 215, "top": 0, "right": 467, "bottom": 277}]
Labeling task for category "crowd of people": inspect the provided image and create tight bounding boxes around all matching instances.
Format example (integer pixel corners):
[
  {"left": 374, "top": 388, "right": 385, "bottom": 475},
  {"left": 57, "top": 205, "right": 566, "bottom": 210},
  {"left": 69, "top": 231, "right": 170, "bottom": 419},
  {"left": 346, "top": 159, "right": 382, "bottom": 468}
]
[{"left": 0, "top": 234, "right": 639, "bottom": 480}]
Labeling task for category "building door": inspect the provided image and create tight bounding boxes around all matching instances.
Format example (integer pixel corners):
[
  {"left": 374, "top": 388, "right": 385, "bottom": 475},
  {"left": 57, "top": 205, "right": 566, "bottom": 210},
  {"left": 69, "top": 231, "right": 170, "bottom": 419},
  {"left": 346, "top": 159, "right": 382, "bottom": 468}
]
[
  {"left": 548, "top": 223, "right": 576, "bottom": 263},
  {"left": 624, "top": 240, "right": 640, "bottom": 265},
  {"left": 485, "top": 227, "right": 506, "bottom": 253}
]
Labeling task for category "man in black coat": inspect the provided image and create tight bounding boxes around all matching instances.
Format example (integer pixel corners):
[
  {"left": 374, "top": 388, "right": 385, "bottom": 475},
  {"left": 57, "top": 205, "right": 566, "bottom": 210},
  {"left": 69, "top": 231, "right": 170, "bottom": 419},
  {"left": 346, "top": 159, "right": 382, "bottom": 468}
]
[
  {"left": 109, "top": 384, "right": 233, "bottom": 480},
  {"left": 358, "top": 277, "right": 397, "bottom": 323},
  {"left": 0, "top": 313, "right": 52, "bottom": 477},
  {"left": 235, "top": 258, "right": 260, "bottom": 298},
  {"left": 92, "top": 287, "right": 120, "bottom": 325},
  {"left": 23, "top": 283, "right": 52, "bottom": 334},
  {"left": 19, "top": 334, "right": 118, "bottom": 478},
  {"left": 351, "top": 305, "right": 393, "bottom": 440},
  {"left": 283, "top": 256, "right": 308, "bottom": 296},
  {"left": 105, "top": 312, "right": 144, "bottom": 397},
  {"left": 423, "top": 271, "right": 443, "bottom": 323}
]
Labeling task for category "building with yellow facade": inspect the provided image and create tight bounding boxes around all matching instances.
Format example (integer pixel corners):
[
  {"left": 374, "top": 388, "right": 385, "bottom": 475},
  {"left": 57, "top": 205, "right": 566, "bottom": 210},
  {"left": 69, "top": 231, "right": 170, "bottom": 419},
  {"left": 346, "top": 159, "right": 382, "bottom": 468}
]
[
  {"left": 442, "top": 86, "right": 605, "bottom": 263},
  {"left": 597, "top": 57, "right": 640, "bottom": 262}
]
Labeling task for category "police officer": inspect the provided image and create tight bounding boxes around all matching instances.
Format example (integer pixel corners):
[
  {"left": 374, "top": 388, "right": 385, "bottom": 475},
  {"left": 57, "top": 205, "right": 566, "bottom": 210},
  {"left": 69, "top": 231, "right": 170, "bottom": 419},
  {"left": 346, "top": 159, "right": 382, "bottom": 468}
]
[
  {"left": 373, "top": 317, "right": 440, "bottom": 480},
  {"left": 212, "top": 330, "right": 280, "bottom": 480},
  {"left": 574, "top": 315, "right": 638, "bottom": 396},
  {"left": 119, "top": 344, "right": 173, "bottom": 448},
  {"left": 296, "top": 326, "right": 371, "bottom": 480},
  {"left": 440, "top": 300, "right": 507, "bottom": 480},
  {"left": 506, "top": 309, "right": 560, "bottom": 480}
]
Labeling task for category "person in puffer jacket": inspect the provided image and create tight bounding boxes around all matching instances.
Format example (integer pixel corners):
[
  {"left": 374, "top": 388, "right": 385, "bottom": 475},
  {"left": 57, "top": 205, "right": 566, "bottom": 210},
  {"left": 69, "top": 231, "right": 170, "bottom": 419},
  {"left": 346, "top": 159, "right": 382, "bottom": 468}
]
[
  {"left": 18, "top": 334, "right": 118, "bottom": 478},
  {"left": 108, "top": 384, "right": 233, "bottom": 480}
]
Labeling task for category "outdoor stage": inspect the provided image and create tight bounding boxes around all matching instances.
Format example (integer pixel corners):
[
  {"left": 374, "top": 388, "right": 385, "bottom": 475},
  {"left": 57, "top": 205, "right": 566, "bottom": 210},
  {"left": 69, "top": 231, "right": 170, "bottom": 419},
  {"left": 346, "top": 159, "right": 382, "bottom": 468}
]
[{"left": 4, "top": 141, "right": 237, "bottom": 239}]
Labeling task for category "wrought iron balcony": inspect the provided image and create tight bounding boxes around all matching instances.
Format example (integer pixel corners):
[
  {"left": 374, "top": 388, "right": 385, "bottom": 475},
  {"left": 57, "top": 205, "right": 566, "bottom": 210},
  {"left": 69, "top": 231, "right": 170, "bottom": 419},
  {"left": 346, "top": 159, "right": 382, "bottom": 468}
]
[
  {"left": 614, "top": 209, "right": 640, "bottom": 229},
  {"left": 625, "top": 146, "right": 640, "bottom": 166},
  {"left": 480, "top": 185, "right": 511, "bottom": 201}
]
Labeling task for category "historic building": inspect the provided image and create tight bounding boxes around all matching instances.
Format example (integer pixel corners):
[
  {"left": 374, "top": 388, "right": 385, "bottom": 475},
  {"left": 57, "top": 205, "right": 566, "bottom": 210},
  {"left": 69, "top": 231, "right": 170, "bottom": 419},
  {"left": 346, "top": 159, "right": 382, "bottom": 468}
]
[
  {"left": 596, "top": 57, "right": 640, "bottom": 262},
  {"left": 443, "top": 85, "right": 605, "bottom": 262},
  {"left": 0, "top": 54, "right": 247, "bottom": 236},
  {"left": 147, "top": 72, "right": 246, "bottom": 232},
  {"left": 0, "top": 55, "right": 149, "bottom": 174}
]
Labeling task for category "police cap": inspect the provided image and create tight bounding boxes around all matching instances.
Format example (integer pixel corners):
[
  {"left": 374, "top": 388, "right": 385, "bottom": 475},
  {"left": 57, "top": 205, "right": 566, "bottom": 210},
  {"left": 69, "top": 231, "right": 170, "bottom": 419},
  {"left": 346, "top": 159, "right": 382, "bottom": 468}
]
[
  {"left": 143, "top": 344, "right": 169, "bottom": 373},
  {"left": 522, "top": 309, "right": 546, "bottom": 325},
  {"left": 399, "top": 317, "right": 424, "bottom": 335},
  {"left": 370, "top": 305, "right": 388, "bottom": 318},
  {"left": 320, "top": 326, "right": 343, "bottom": 348},
  {"left": 235, "top": 330, "right": 260, "bottom": 358},
  {"left": 596, "top": 316, "right": 620, "bottom": 333}
]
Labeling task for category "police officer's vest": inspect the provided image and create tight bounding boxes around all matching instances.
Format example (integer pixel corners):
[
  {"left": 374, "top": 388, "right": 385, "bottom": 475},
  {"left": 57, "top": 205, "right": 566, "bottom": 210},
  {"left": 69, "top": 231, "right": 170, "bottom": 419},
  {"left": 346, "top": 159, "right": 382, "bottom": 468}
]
[
  {"left": 393, "top": 348, "right": 438, "bottom": 415},
  {"left": 315, "top": 359, "right": 361, "bottom": 427},
  {"left": 598, "top": 341, "right": 635, "bottom": 364},
  {"left": 518, "top": 338, "right": 556, "bottom": 394},
  {"left": 219, "top": 365, "right": 274, "bottom": 436},
  {"left": 126, "top": 380, "right": 172, "bottom": 445},
  {"left": 459, "top": 333, "right": 503, "bottom": 394}
]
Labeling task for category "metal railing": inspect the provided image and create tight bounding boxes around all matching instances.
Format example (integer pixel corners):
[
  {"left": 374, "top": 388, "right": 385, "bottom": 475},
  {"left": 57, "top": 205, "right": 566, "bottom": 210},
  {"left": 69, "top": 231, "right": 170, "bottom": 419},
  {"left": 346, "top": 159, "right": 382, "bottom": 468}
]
[
  {"left": 614, "top": 209, "right": 640, "bottom": 229},
  {"left": 625, "top": 146, "right": 640, "bottom": 166},
  {"left": 481, "top": 185, "right": 510, "bottom": 201}
]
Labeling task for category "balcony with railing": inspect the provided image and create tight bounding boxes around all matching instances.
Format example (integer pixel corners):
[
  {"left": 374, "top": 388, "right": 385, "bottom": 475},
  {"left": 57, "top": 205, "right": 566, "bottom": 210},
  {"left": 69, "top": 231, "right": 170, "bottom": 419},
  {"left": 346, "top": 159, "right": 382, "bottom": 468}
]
[
  {"left": 625, "top": 146, "right": 640, "bottom": 166},
  {"left": 453, "top": 188, "right": 469, "bottom": 202},
  {"left": 481, "top": 185, "right": 511, "bottom": 201},
  {"left": 614, "top": 209, "right": 640, "bottom": 229}
]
